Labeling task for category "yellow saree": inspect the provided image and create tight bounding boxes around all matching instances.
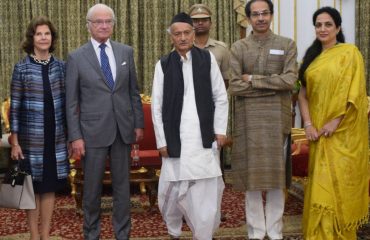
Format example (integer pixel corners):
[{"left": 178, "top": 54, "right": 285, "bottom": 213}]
[{"left": 303, "top": 44, "right": 369, "bottom": 240}]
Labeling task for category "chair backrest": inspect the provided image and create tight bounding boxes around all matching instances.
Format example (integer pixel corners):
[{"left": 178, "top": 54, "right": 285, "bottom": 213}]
[
  {"left": 1, "top": 97, "right": 10, "bottom": 132},
  {"left": 136, "top": 103, "right": 157, "bottom": 150},
  {"left": 133, "top": 103, "right": 161, "bottom": 167}
]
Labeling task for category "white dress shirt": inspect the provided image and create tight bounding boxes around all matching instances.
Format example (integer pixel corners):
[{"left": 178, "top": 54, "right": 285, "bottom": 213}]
[
  {"left": 151, "top": 50, "right": 229, "bottom": 181},
  {"left": 91, "top": 37, "right": 117, "bottom": 81}
]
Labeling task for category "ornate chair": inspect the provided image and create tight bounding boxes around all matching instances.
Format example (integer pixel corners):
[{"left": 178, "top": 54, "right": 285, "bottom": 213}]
[
  {"left": 1, "top": 98, "right": 10, "bottom": 133},
  {"left": 0, "top": 98, "right": 11, "bottom": 173},
  {"left": 69, "top": 96, "right": 161, "bottom": 212},
  {"left": 291, "top": 128, "right": 309, "bottom": 177}
]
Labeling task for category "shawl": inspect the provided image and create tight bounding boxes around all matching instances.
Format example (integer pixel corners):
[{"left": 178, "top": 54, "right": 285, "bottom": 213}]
[{"left": 303, "top": 44, "right": 369, "bottom": 238}]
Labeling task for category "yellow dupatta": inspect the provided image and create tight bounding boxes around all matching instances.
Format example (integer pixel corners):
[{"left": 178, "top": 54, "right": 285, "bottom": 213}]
[{"left": 303, "top": 44, "right": 369, "bottom": 239}]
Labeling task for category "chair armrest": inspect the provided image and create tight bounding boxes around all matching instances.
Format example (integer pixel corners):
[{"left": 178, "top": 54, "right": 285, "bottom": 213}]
[{"left": 1, "top": 133, "right": 11, "bottom": 148}]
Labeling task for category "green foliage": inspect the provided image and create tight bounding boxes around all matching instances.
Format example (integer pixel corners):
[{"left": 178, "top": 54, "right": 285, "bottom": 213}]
[{"left": 293, "top": 79, "right": 302, "bottom": 93}]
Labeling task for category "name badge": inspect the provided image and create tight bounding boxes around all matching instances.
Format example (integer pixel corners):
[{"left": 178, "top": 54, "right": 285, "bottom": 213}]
[{"left": 269, "top": 49, "right": 284, "bottom": 55}]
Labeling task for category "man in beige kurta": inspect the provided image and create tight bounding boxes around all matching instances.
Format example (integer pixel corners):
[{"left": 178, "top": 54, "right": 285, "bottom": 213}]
[{"left": 228, "top": 0, "right": 297, "bottom": 239}]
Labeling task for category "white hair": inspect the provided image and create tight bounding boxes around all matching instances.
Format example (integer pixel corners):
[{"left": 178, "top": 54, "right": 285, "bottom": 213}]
[
  {"left": 167, "top": 23, "right": 194, "bottom": 35},
  {"left": 86, "top": 3, "right": 115, "bottom": 21}
]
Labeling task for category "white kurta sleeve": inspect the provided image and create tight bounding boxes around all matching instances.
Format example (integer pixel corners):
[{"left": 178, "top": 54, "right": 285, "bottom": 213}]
[
  {"left": 210, "top": 52, "right": 229, "bottom": 135},
  {"left": 151, "top": 61, "right": 167, "bottom": 149}
]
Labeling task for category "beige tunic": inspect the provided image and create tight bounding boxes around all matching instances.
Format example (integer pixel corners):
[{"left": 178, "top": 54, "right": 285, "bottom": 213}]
[
  {"left": 195, "top": 38, "right": 230, "bottom": 80},
  {"left": 228, "top": 31, "right": 297, "bottom": 191}
]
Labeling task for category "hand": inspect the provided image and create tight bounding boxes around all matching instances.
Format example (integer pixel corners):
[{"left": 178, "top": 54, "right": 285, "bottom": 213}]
[
  {"left": 318, "top": 117, "right": 342, "bottom": 138},
  {"left": 135, "top": 128, "right": 144, "bottom": 142},
  {"left": 11, "top": 144, "right": 24, "bottom": 161},
  {"left": 304, "top": 125, "right": 319, "bottom": 141},
  {"left": 215, "top": 134, "right": 227, "bottom": 149},
  {"left": 67, "top": 142, "right": 73, "bottom": 158},
  {"left": 71, "top": 139, "right": 85, "bottom": 159},
  {"left": 242, "top": 74, "right": 251, "bottom": 82},
  {"left": 158, "top": 146, "right": 169, "bottom": 158}
]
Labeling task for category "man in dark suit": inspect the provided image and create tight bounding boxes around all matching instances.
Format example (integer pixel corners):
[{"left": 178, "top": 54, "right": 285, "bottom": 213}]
[{"left": 65, "top": 3, "right": 144, "bottom": 240}]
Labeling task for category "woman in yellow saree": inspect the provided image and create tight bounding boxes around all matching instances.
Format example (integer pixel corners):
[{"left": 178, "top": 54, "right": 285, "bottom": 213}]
[{"left": 298, "top": 7, "right": 368, "bottom": 240}]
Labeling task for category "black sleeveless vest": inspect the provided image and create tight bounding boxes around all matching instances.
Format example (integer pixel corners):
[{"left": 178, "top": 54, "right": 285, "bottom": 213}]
[{"left": 160, "top": 47, "right": 215, "bottom": 157}]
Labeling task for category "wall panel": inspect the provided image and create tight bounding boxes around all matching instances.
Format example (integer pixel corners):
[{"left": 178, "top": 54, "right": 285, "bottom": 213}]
[{"left": 275, "top": 0, "right": 355, "bottom": 61}]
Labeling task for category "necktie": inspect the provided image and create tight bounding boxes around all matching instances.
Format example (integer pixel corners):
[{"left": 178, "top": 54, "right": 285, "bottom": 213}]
[{"left": 99, "top": 43, "right": 114, "bottom": 90}]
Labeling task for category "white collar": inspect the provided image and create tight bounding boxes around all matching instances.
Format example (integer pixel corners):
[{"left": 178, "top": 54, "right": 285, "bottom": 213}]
[
  {"left": 180, "top": 50, "right": 192, "bottom": 62},
  {"left": 91, "top": 38, "right": 112, "bottom": 51}
]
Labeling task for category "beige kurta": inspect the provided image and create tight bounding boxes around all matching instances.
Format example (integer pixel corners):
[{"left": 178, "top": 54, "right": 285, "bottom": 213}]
[{"left": 228, "top": 31, "right": 298, "bottom": 191}]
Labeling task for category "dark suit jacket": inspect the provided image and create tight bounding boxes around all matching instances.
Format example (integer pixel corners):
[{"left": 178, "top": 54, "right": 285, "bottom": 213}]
[{"left": 66, "top": 40, "right": 144, "bottom": 147}]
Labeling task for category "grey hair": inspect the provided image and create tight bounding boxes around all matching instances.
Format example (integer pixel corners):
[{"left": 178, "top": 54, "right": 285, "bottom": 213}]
[
  {"left": 86, "top": 3, "right": 116, "bottom": 21},
  {"left": 166, "top": 24, "right": 194, "bottom": 35}
]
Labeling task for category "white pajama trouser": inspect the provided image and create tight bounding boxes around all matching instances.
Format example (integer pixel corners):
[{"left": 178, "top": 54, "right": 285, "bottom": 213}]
[
  {"left": 245, "top": 136, "right": 288, "bottom": 239},
  {"left": 158, "top": 176, "right": 225, "bottom": 240},
  {"left": 245, "top": 189, "right": 285, "bottom": 239}
]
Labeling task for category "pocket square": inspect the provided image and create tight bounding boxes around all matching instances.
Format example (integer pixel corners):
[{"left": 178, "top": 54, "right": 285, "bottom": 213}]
[{"left": 121, "top": 61, "right": 127, "bottom": 66}]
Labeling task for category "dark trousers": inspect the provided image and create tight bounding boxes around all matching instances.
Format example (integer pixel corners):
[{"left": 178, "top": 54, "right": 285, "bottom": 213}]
[{"left": 82, "top": 133, "right": 131, "bottom": 240}]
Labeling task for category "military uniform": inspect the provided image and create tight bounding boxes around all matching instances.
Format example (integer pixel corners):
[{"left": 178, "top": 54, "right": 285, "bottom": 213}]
[
  {"left": 194, "top": 38, "right": 230, "bottom": 80},
  {"left": 189, "top": 3, "right": 230, "bottom": 81}
]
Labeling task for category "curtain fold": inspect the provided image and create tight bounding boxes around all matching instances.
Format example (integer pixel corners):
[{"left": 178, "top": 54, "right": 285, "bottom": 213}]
[
  {"left": 2, "top": 1, "right": 368, "bottom": 102},
  {"left": 355, "top": 0, "right": 370, "bottom": 94},
  {"left": 0, "top": 0, "right": 239, "bottom": 100}
]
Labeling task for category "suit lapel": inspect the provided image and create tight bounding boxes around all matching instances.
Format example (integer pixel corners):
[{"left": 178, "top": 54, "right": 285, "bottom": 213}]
[
  {"left": 111, "top": 41, "right": 124, "bottom": 90},
  {"left": 82, "top": 41, "right": 112, "bottom": 90}
]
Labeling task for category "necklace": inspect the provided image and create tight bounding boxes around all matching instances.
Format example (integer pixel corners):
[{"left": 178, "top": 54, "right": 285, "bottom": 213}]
[{"left": 30, "top": 54, "right": 51, "bottom": 65}]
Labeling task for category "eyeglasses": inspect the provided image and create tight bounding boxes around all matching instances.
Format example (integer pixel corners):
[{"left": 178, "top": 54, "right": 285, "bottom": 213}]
[
  {"left": 88, "top": 19, "right": 115, "bottom": 27},
  {"left": 250, "top": 11, "right": 271, "bottom": 18}
]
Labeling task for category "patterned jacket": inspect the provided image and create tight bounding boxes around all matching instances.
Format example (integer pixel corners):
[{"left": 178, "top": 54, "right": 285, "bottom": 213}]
[{"left": 10, "top": 56, "right": 69, "bottom": 181}]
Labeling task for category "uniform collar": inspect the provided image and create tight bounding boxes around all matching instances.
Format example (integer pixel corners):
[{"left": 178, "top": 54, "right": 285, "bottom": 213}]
[
  {"left": 194, "top": 37, "right": 216, "bottom": 48},
  {"left": 205, "top": 38, "right": 216, "bottom": 47}
]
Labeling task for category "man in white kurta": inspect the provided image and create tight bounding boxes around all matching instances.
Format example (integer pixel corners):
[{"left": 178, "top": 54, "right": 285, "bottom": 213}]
[{"left": 151, "top": 12, "right": 228, "bottom": 240}]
